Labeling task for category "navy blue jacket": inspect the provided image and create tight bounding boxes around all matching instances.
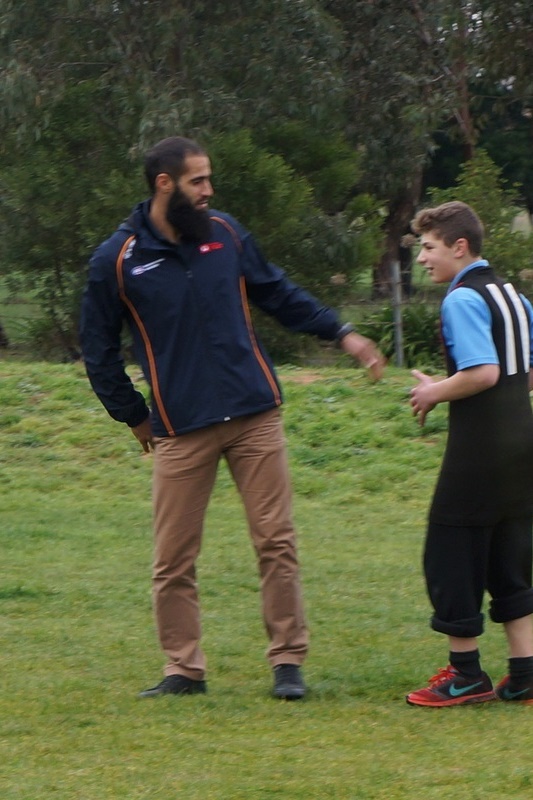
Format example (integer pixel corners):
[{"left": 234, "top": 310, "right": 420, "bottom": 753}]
[{"left": 80, "top": 200, "right": 343, "bottom": 437}]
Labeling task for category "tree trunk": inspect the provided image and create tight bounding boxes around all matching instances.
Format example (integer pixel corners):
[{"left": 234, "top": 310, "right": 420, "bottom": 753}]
[
  {"left": 372, "top": 170, "right": 423, "bottom": 298},
  {"left": 0, "top": 319, "right": 9, "bottom": 348}
]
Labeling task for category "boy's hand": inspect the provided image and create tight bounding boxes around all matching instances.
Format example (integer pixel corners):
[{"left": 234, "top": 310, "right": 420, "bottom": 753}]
[{"left": 410, "top": 369, "right": 437, "bottom": 426}]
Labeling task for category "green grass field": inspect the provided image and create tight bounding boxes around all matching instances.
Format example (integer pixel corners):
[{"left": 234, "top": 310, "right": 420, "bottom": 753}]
[{"left": 1, "top": 359, "right": 533, "bottom": 799}]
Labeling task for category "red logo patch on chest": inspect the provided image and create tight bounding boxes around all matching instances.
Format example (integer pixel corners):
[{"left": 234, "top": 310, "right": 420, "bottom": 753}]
[{"left": 199, "top": 242, "right": 224, "bottom": 254}]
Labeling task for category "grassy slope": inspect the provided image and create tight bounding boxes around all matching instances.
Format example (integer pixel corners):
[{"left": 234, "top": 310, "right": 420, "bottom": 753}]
[{"left": 1, "top": 360, "right": 532, "bottom": 800}]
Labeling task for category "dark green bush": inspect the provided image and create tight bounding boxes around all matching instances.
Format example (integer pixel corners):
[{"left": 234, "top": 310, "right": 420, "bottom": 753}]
[
  {"left": 428, "top": 150, "right": 532, "bottom": 283},
  {"left": 357, "top": 302, "right": 443, "bottom": 369}
]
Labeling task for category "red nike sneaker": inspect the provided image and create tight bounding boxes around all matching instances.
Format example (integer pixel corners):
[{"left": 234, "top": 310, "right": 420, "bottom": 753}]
[
  {"left": 495, "top": 675, "right": 533, "bottom": 704},
  {"left": 406, "top": 665, "right": 495, "bottom": 707}
]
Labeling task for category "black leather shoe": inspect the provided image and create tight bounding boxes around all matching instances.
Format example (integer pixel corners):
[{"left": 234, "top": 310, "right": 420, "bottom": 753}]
[
  {"left": 273, "top": 664, "right": 306, "bottom": 700},
  {"left": 138, "top": 674, "right": 207, "bottom": 698}
]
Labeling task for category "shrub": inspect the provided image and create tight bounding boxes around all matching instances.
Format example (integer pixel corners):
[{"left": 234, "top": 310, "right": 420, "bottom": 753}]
[
  {"left": 208, "top": 128, "right": 383, "bottom": 361},
  {"left": 356, "top": 301, "right": 443, "bottom": 369},
  {"left": 427, "top": 150, "right": 532, "bottom": 283}
]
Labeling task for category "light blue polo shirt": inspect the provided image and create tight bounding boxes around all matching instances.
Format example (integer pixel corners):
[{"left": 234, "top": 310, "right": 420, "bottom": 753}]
[{"left": 442, "top": 260, "right": 533, "bottom": 370}]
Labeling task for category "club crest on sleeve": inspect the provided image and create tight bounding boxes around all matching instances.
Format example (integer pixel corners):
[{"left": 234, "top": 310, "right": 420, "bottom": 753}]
[{"left": 123, "top": 238, "right": 136, "bottom": 260}]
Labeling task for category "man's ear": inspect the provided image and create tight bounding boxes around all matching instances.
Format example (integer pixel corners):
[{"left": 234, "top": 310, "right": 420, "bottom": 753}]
[{"left": 154, "top": 172, "right": 175, "bottom": 195}]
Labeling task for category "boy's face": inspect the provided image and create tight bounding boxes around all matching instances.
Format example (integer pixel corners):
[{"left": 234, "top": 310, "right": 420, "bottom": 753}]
[{"left": 416, "top": 232, "right": 464, "bottom": 284}]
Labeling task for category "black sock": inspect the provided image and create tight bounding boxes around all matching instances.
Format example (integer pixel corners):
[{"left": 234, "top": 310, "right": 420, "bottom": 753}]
[
  {"left": 449, "top": 649, "right": 482, "bottom": 677},
  {"left": 509, "top": 656, "right": 533, "bottom": 687}
]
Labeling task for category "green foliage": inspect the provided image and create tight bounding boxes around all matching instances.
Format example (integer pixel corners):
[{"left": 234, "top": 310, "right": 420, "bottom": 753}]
[
  {"left": 4, "top": 2, "right": 533, "bottom": 357},
  {"left": 208, "top": 129, "right": 315, "bottom": 262},
  {"left": 0, "top": 81, "right": 141, "bottom": 357},
  {"left": 427, "top": 150, "right": 532, "bottom": 281},
  {"left": 255, "top": 120, "right": 362, "bottom": 212},
  {"left": 207, "top": 129, "right": 318, "bottom": 361},
  {"left": 0, "top": 1, "right": 345, "bottom": 144},
  {"left": 481, "top": 101, "right": 533, "bottom": 214},
  {"left": 1, "top": 118, "right": 384, "bottom": 361},
  {"left": 0, "top": 1, "right": 351, "bottom": 359},
  {"left": 325, "top": 1, "right": 454, "bottom": 195},
  {"left": 477, "top": 1, "right": 533, "bottom": 98},
  {"left": 204, "top": 129, "right": 383, "bottom": 362},
  {"left": 357, "top": 302, "right": 443, "bottom": 369}
]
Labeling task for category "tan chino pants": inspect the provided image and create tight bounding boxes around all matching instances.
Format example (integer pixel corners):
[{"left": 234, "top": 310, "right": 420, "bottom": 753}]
[{"left": 152, "top": 408, "right": 308, "bottom": 679}]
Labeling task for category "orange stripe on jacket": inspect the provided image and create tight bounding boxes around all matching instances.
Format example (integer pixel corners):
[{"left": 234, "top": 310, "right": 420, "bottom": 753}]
[
  {"left": 212, "top": 217, "right": 281, "bottom": 406},
  {"left": 239, "top": 276, "right": 281, "bottom": 406},
  {"left": 115, "top": 235, "right": 176, "bottom": 436},
  {"left": 211, "top": 215, "right": 242, "bottom": 252}
]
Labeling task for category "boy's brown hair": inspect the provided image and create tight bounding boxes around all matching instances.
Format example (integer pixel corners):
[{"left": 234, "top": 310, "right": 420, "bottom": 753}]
[{"left": 411, "top": 201, "right": 484, "bottom": 256}]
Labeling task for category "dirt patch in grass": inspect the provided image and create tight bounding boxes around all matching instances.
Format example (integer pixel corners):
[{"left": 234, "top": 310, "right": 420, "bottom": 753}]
[{"left": 280, "top": 370, "right": 323, "bottom": 384}]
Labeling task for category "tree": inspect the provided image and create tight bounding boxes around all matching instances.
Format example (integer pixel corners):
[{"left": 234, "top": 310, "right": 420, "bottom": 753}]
[
  {"left": 0, "top": 0, "right": 346, "bottom": 144},
  {"left": 424, "top": 85, "right": 533, "bottom": 213},
  {"left": 0, "top": 318, "right": 8, "bottom": 347},
  {"left": 428, "top": 150, "right": 532, "bottom": 282},
  {"left": 0, "top": 1, "right": 352, "bottom": 356},
  {"left": 321, "top": 1, "right": 455, "bottom": 294},
  {"left": 477, "top": 1, "right": 533, "bottom": 97},
  {"left": 207, "top": 128, "right": 383, "bottom": 359},
  {"left": 322, "top": 1, "right": 533, "bottom": 295},
  {"left": 0, "top": 80, "right": 142, "bottom": 356},
  {"left": 2, "top": 0, "right": 532, "bottom": 358}
]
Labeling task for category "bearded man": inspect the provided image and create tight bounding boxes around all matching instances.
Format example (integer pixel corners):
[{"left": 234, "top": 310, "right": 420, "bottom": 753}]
[{"left": 80, "top": 136, "right": 384, "bottom": 700}]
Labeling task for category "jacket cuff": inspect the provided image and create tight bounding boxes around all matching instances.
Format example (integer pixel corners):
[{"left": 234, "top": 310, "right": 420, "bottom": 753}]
[
  {"left": 126, "top": 406, "right": 150, "bottom": 428},
  {"left": 335, "top": 322, "right": 355, "bottom": 343}
]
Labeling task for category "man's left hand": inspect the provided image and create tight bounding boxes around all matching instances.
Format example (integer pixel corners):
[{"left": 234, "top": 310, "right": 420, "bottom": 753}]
[{"left": 131, "top": 417, "right": 154, "bottom": 453}]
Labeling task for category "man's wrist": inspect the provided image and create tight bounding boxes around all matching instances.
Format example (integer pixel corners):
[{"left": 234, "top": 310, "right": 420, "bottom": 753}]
[
  {"left": 127, "top": 408, "right": 150, "bottom": 428},
  {"left": 335, "top": 322, "right": 355, "bottom": 345}
]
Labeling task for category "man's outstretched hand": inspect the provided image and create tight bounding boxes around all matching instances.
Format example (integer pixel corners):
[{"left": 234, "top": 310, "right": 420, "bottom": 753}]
[{"left": 340, "top": 332, "right": 386, "bottom": 382}]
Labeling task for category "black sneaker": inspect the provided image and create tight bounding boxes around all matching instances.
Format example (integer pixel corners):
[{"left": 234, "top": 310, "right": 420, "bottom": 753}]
[
  {"left": 273, "top": 664, "right": 306, "bottom": 700},
  {"left": 495, "top": 675, "right": 533, "bottom": 704},
  {"left": 138, "top": 674, "right": 207, "bottom": 698}
]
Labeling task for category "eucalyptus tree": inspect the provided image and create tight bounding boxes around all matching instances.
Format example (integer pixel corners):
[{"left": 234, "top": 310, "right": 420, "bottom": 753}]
[
  {"left": 0, "top": 0, "right": 351, "bottom": 356},
  {"left": 322, "top": 1, "right": 484, "bottom": 293},
  {"left": 474, "top": 2, "right": 533, "bottom": 210},
  {"left": 0, "top": 0, "right": 345, "bottom": 143},
  {"left": 323, "top": 0, "right": 533, "bottom": 294},
  {"left": 477, "top": 0, "right": 533, "bottom": 97}
]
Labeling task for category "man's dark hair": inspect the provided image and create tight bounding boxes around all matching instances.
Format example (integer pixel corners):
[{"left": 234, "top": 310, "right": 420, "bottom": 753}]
[
  {"left": 144, "top": 136, "right": 207, "bottom": 193},
  {"left": 411, "top": 200, "right": 484, "bottom": 256}
]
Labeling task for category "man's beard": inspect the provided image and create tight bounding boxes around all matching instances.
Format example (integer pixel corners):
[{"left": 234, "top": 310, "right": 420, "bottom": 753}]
[{"left": 166, "top": 187, "right": 212, "bottom": 243}]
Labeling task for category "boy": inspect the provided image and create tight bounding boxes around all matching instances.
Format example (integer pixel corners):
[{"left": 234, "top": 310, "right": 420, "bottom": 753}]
[{"left": 407, "top": 200, "right": 533, "bottom": 707}]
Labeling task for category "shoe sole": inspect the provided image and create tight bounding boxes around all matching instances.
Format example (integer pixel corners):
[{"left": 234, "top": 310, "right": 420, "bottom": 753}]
[
  {"left": 273, "top": 686, "right": 306, "bottom": 700},
  {"left": 138, "top": 682, "right": 207, "bottom": 698},
  {"left": 274, "top": 692, "right": 305, "bottom": 700},
  {"left": 139, "top": 688, "right": 206, "bottom": 698},
  {"left": 495, "top": 694, "right": 533, "bottom": 704},
  {"left": 406, "top": 690, "right": 496, "bottom": 707}
]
